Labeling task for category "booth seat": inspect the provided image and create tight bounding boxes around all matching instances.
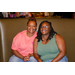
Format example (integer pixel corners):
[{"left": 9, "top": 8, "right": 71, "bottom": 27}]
[{"left": 0, "top": 18, "right": 75, "bottom": 62}]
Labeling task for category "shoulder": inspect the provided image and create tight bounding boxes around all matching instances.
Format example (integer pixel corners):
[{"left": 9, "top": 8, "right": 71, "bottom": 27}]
[
  {"left": 21, "top": 30, "right": 27, "bottom": 34},
  {"left": 35, "top": 31, "right": 37, "bottom": 34},
  {"left": 35, "top": 31, "right": 37, "bottom": 36},
  {"left": 13, "top": 33, "right": 21, "bottom": 41},
  {"left": 33, "top": 37, "right": 38, "bottom": 44},
  {"left": 34, "top": 37, "right": 38, "bottom": 42},
  {"left": 34, "top": 31, "right": 37, "bottom": 36},
  {"left": 33, "top": 38, "right": 38, "bottom": 46},
  {"left": 55, "top": 34, "right": 65, "bottom": 42},
  {"left": 55, "top": 34, "right": 66, "bottom": 48},
  {"left": 14, "top": 30, "right": 26, "bottom": 39},
  {"left": 18, "top": 30, "right": 27, "bottom": 36}
]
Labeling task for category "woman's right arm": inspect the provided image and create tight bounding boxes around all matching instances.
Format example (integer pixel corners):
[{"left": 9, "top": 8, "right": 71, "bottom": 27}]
[
  {"left": 11, "top": 33, "right": 24, "bottom": 60},
  {"left": 12, "top": 50, "right": 24, "bottom": 60},
  {"left": 33, "top": 38, "right": 42, "bottom": 62},
  {"left": 12, "top": 50, "right": 29, "bottom": 61},
  {"left": 11, "top": 33, "right": 29, "bottom": 61}
]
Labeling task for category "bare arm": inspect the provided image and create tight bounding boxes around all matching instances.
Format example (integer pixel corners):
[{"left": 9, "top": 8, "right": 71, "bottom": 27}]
[
  {"left": 51, "top": 34, "right": 66, "bottom": 62},
  {"left": 12, "top": 50, "right": 24, "bottom": 60},
  {"left": 33, "top": 38, "right": 42, "bottom": 62},
  {"left": 12, "top": 50, "right": 30, "bottom": 61}
]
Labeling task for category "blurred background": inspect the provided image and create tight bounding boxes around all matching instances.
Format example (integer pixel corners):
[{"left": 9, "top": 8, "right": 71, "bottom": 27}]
[{"left": 0, "top": 12, "right": 75, "bottom": 19}]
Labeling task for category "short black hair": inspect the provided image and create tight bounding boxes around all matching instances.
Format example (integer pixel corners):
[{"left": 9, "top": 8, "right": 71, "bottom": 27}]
[{"left": 37, "top": 20, "right": 57, "bottom": 42}]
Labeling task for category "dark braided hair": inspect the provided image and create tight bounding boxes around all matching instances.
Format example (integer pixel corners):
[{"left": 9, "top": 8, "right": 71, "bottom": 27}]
[{"left": 37, "top": 20, "right": 57, "bottom": 42}]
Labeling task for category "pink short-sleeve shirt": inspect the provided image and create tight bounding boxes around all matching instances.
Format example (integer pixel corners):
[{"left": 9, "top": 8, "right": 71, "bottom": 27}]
[{"left": 11, "top": 30, "right": 37, "bottom": 56}]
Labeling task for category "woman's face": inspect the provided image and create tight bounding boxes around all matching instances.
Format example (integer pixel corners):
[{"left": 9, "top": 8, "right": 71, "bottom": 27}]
[
  {"left": 40, "top": 22, "right": 50, "bottom": 35},
  {"left": 27, "top": 21, "right": 37, "bottom": 34}
]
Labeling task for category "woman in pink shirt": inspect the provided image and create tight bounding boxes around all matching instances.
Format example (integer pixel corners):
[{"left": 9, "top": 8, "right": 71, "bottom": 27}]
[{"left": 9, "top": 17, "right": 37, "bottom": 62}]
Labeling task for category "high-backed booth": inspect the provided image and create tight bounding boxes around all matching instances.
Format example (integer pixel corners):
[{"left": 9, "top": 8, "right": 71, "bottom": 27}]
[{"left": 0, "top": 18, "right": 75, "bottom": 62}]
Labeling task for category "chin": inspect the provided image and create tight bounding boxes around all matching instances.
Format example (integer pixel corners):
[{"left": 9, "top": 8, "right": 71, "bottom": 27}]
[{"left": 41, "top": 32, "right": 46, "bottom": 35}]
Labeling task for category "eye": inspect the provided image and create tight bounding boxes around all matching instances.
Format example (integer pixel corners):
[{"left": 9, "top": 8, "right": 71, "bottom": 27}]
[
  {"left": 41, "top": 26, "right": 49, "bottom": 28},
  {"left": 28, "top": 25, "right": 36, "bottom": 28},
  {"left": 41, "top": 26, "right": 44, "bottom": 28},
  {"left": 33, "top": 26, "right": 36, "bottom": 27},
  {"left": 45, "top": 26, "right": 49, "bottom": 28},
  {"left": 28, "top": 26, "right": 30, "bottom": 27}
]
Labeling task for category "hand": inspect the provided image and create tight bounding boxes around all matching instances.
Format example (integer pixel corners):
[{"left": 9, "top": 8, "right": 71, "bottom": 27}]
[
  {"left": 28, "top": 53, "right": 33, "bottom": 57},
  {"left": 38, "top": 59, "right": 42, "bottom": 62},
  {"left": 23, "top": 56, "right": 29, "bottom": 62}
]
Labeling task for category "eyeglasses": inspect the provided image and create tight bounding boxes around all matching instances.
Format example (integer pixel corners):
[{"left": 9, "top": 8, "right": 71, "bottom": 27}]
[
  {"left": 28, "top": 25, "right": 36, "bottom": 28},
  {"left": 41, "top": 26, "right": 50, "bottom": 28}
]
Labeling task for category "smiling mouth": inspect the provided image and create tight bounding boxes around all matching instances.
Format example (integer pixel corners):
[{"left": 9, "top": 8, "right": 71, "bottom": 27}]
[
  {"left": 42, "top": 30, "right": 46, "bottom": 32},
  {"left": 30, "top": 29, "right": 35, "bottom": 32},
  {"left": 30, "top": 29, "right": 33, "bottom": 31}
]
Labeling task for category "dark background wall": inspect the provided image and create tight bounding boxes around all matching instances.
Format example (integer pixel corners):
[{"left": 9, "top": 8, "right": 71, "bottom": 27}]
[{"left": 53, "top": 12, "right": 73, "bottom": 18}]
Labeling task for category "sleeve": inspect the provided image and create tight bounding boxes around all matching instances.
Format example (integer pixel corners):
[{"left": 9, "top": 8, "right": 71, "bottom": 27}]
[{"left": 11, "top": 33, "right": 21, "bottom": 50}]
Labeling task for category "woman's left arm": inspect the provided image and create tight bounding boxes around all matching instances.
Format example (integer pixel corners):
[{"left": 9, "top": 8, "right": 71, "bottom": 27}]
[{"left": 51, "top": 34, "right": 66, "bottom": 62}]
